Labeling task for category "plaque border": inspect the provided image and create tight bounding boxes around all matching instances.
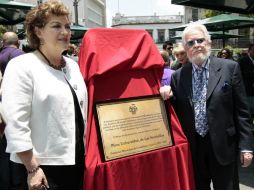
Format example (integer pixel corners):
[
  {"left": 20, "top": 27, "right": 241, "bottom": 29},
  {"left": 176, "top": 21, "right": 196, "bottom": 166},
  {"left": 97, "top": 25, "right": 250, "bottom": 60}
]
[{"left": 94, "top": 94, "right": 174, "bottom": 161}]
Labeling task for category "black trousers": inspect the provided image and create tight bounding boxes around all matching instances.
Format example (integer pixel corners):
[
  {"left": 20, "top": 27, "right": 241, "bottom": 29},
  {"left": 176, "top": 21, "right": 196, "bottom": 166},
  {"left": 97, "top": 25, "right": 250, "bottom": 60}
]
[
  {"left": 0, "top": 135, "right": 10, "bottom": 190},
  {"left": 0, "top": 135, "right": 26, "bottom": 190},
  {"left": 192, "top": 133, "right": 239, "bottom": 190}
]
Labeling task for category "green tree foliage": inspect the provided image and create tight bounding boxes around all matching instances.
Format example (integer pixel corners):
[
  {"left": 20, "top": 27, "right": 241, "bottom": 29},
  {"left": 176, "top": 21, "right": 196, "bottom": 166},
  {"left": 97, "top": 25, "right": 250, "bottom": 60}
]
[
  {"left": 240, "top": 14, "right": 254, "bottom": 36},
  {"left": 0, "top": 25, "right": 7, "bottom": 39},
  {"left": 203, "top": 10, "right": 224, "bottom": 18},
  {"left": 240, "top": 14, "right": 254, "bottom": 18}
]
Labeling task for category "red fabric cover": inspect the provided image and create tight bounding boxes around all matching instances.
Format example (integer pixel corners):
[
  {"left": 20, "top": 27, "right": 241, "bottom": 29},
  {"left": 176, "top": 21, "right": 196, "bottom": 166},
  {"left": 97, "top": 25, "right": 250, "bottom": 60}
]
[{"left": 79, "top": 28, "right": 195, "bottom": 190}]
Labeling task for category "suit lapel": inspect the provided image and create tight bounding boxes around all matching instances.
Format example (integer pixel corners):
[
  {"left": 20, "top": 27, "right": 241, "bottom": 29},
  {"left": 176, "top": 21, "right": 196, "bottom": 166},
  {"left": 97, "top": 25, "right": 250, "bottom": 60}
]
[{"left": 206, "top": 56, "right": 222, "bottom": 100}]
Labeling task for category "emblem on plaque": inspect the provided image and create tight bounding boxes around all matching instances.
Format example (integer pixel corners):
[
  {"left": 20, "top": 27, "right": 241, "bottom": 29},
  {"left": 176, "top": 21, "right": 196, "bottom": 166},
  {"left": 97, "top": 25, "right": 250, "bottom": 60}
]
[{"left": 129, "top": 104, "right": 138, "bottom": 114}]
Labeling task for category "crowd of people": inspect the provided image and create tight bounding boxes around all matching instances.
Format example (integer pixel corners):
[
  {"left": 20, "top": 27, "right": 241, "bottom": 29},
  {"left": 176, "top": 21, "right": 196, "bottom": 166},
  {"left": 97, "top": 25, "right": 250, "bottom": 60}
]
[{"left": 0, "top": 0, "right": 253, "bottom": 190}]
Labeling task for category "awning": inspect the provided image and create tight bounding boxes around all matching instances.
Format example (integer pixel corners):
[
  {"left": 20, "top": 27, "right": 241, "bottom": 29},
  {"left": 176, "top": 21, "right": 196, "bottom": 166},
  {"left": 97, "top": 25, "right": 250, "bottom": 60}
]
[
  {"left": 170, "top": 31, "right": 245, "bottom": 40},
  {"left": 170, "top": 14, "right": 254, "bottom": 32},
  {"left": 71, "top": 25, "right": 89, "bottom": 40},
  {"left": 171, "top": 0, "right": 254, "bottom": 14},
  {"left": 17, "top": 25, "right": 89, "bottom": 41},
  {"left": 0, "top": 0, "right": 34, "bottom": 25}
]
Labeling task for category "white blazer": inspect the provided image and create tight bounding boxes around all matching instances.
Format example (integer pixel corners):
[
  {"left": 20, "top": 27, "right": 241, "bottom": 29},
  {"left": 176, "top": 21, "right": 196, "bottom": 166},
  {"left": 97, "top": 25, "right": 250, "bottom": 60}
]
[{"left": 2, "top": 52, "right": 87, "bottom": 165}]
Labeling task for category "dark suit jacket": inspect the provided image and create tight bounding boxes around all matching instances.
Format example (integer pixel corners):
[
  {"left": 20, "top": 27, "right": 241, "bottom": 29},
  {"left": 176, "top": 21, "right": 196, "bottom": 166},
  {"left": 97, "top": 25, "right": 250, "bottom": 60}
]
[
  {"left": 171, "top": 56, "right": 253, "bottom": 165},
  {"left": 238, "top": 55, "right": 254, "bottom": 96}
]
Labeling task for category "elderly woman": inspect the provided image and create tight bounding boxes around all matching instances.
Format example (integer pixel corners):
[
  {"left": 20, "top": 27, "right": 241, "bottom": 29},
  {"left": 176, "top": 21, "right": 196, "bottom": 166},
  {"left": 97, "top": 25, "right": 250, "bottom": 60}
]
[
  {"left": 219, "top": 48, "right": 233, "bottom": 60},
  {"left": 1, "top": 0, "right": 87, "bottom": 190},
  {"left": 170, "top": 42, "right": 189, "bottom": 70}
]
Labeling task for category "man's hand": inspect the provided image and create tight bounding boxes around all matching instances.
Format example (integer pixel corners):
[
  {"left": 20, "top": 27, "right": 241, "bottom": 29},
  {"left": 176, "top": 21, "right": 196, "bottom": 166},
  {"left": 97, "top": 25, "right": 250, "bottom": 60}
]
[
  {"left": 160, "top": 85, "right": 173, "bottom": 100},
  {"left": 240, "top": 152, "right": 253, "bottom": 167}
]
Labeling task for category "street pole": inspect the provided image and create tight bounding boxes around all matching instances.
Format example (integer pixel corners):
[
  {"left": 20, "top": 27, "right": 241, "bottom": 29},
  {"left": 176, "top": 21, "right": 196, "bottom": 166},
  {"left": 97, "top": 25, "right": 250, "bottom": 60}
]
[
  {"left": 37, "top": 0, "right": 42, "bottom": 5},
  {"left": 73, "top": 0, "right": 79, "bottom": 25},
  {"left": 118, "top": 0, "right": 119, "bottom": 13}
]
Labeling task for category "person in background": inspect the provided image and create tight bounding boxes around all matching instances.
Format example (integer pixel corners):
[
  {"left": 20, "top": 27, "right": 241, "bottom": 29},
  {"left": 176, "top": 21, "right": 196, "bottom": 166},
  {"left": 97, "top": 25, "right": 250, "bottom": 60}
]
[
  {"left": 22, "top": 44, "right": 34, "bottom": 53},
  {"left": 160, "top": 50, "right": 174, "bottom": 86},
  {"left": 1, "top": 1, "right": 87, "bottom": 190},
  {"left": 160, "top": 23, "right": 253, "bottom": 190},
  {"left": 162, "top": 41, "right": 175, "bottom": 67},
  {"left": 66, "top": 43, "right": 78, "bottom": 62},
  {"left": 216, "top": 51, "right": 222, "bottom": 58},
  {"left": 219, "top": 48, "right": 234, "bottom": 60},
  {"left": 0, "top": 31, "right": 24, "bottom": 190},
  {"left": 170, "top": 42, "right": 189, "bottom": 70},
  {"left": 238, "top": 44, "right": 254, "bottom": 119},
  {"left": 0, "top": 32, "right": 24, "bottom": 74}
]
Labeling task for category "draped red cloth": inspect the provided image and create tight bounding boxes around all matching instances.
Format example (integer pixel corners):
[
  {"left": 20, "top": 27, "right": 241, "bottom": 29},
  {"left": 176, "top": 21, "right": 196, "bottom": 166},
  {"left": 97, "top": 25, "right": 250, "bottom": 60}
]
[{"left": 79, "top": 28, "right": 195, "bottom": 190}]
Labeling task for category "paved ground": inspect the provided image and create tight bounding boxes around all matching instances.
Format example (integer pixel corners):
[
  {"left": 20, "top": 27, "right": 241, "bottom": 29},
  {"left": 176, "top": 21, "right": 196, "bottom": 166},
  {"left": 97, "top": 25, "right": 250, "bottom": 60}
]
[
  {"left": 210, "top": 160, "right": 254, "bottom": 190},
  {"left": 239, "top": 159, "right": 254, "bottom": 190}
]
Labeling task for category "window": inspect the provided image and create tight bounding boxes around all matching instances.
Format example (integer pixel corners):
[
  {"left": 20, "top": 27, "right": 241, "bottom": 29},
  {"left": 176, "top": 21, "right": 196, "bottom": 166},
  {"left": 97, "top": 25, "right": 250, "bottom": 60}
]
[
  {"left": 192, "top": 9, "right": 198, "bottom": 22},
  {"left": 168, "top": 30, "right": 176, "bottom": 40},
  {"left": 158, "top": 29, "right": 165, "bottom": 43},
  {"left": 146, "top": 29, "right": 153, "bottom": 38}
]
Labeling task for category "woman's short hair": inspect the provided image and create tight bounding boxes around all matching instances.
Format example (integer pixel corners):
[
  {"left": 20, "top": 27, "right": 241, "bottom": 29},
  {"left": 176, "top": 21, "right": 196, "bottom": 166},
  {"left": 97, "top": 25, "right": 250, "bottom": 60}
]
[
  {"left": 25, "top": 0, "right": 70, "bottom": 50},
  {"left": 172, "top": 42, "right": 185, "bottom": 55},
  {"left": 182, "top": 23, "right": 211, "bottom": 45},
  {"left": 220, "top": 48, "right": 233, "bottom": 59}
]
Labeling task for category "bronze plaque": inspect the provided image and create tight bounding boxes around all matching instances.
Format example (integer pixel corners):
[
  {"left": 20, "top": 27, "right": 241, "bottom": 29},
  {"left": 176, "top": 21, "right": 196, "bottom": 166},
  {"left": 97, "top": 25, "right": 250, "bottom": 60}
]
[{"left": 95, "top": 95, "right": 173, "bottom": 161}]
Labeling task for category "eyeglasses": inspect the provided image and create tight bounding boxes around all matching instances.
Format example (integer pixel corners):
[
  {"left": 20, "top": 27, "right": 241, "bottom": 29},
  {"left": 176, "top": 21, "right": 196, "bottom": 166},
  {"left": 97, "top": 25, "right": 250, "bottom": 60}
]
[
  {"left": 167, "top": 47, "right": 173, "bottom": 50},
  {"left": 186, "top": 38, "right": 205, "bottom": 48}
]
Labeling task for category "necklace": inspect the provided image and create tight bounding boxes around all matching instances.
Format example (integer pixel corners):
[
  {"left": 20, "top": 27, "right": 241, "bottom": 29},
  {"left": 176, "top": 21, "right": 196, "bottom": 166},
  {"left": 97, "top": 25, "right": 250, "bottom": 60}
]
[{"left": 37, "top": 49, "right": 66, "bottom": 70}]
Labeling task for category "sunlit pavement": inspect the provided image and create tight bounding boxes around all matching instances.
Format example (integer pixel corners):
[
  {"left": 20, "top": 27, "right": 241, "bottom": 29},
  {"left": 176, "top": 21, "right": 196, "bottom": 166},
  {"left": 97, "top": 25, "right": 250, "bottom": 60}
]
[
  {"left": 239, "top": 159, "right": 254, "bottom": 190},
  {"left": 210, "top": 160, "right": 254, "bottom": 190}
]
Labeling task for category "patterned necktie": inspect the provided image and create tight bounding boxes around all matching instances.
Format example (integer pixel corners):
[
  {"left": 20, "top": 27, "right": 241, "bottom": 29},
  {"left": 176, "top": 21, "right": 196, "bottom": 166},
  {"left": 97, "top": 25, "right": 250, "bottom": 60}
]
[{"left": 193, "top": 67, "right": 208, "bottom": 137}]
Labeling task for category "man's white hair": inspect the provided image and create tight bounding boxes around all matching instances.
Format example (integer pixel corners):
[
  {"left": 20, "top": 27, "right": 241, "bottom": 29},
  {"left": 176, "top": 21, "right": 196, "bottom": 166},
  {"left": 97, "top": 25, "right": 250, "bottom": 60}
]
[{"left": 182, "top": 23, "right": 211, "bottom": 45}]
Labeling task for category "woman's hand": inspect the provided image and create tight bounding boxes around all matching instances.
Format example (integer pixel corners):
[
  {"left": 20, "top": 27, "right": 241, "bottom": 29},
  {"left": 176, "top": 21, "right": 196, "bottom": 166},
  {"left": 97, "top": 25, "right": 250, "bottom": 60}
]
[
  {"left": 16, "top": 150, "right": 49, "bottom": 190},
  {"left": 27, "top": 167, "right": 48, "bottom": 190},
  {"left": 160, "top": 85, "right": 173, "bottom": 100}
]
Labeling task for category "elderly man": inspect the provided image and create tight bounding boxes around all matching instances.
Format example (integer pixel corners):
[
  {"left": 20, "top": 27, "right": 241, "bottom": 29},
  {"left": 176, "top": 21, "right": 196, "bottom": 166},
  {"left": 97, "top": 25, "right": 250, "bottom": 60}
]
[
  {"left": 160, "top": 50, "right": 174, "bottom": 87},
  {"left": 160, "top": 23, "right": 253, "bottom": 190},
  {"left": 0, "top": 32, "right": 24, "bottom": 74},
  {"left": 0, "top": 31, "right": 24, "bottom": 190}
]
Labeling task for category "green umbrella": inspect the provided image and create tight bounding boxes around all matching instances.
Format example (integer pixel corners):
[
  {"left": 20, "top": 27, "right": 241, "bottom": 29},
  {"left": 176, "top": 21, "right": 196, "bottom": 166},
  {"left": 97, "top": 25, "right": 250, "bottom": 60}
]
[
  {"left": 170, "top": 14, "right": 254, "bottom": 32},
  {"left": 0, "top": 0, "right": 34, "bottom": 25},
  {"left": 170, "top": 14, "right": 254, "bottom": 47},
  {"left": 171, "top": 0, "right": 254, "bottom": 15},
  {"left": 17, "top": 25, "right": 89, "bottom": 42},
  {"left": 170, "top": 31, "right": 245, "bottom": 40},
  {"left": 71, "top": 25, "right": 89, "bottom": 41}
]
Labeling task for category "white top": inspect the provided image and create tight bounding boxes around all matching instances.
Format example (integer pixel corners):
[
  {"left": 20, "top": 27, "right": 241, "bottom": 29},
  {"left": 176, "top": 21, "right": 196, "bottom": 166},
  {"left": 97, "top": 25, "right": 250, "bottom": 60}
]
[{"left": 2, "top": 52, "right": 87, "bottom": 165}]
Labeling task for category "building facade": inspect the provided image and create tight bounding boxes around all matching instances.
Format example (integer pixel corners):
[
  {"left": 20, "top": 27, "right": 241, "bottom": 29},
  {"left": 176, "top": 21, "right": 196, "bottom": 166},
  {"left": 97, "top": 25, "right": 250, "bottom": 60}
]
[
  {"left": 15, "top": 0, "right": 106, "bottom": 27},
  {"left": 184, "top": 6, "right": 205, "bottom": 23},
  {"left": 112, "top": 13, "right": 184, "bottom": 45}
]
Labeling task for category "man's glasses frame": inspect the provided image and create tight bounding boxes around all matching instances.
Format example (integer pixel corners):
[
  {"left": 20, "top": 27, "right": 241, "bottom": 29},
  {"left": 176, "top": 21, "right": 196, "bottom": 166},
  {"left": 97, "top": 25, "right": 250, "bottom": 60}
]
[{"left": 186, "top": 38, "right": 206, "bottom": 48}]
